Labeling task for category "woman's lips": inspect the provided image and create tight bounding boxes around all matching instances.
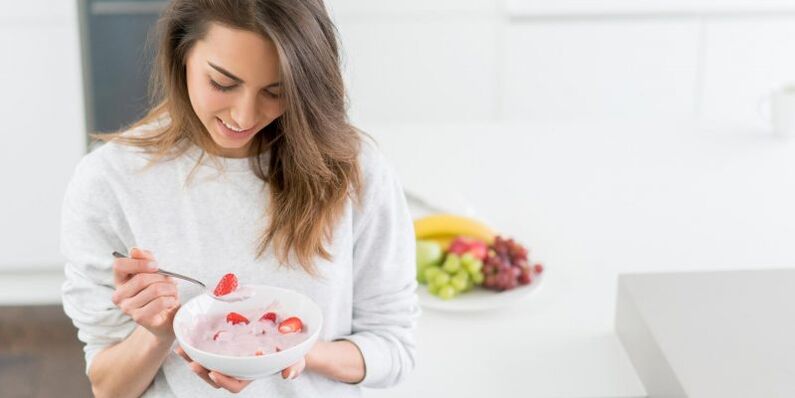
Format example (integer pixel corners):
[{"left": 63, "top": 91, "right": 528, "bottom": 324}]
[{"left": 216, "top": 117, "right": 255, "bottom": 140}]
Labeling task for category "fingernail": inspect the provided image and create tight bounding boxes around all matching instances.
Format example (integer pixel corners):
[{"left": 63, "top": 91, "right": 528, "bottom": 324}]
[
  {"left": 209, "top": 373, "right": 218, "bottom": 383},
  {"left": 288, "top": 369, "right": 296, "bottom": 380},
  {"left": 148, "top": 261, "right": 159, "bottom": 271}
]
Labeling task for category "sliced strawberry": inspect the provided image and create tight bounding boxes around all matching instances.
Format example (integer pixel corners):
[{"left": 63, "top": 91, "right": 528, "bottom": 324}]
[
  {"left": 259, "top": 312, "right": 277, "bottom": 323},
  {"left": 213, "top": 273, "right": 239, "bottom": 297},
  {"left": 255, "top": 349, "right": 264, "bottom": 356},
  {"left": 278, "top": 317, "right": 303, "bottom": 334},
  {"left": 226, "top": 312, "right": 249, "bottom": 325},
  {"left": 534, "top": 263, "right": 544, "bottom": 274}
]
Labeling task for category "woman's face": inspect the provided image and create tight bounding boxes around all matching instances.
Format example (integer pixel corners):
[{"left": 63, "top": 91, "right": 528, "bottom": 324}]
[{"left": 185, "top": 23, "right": 285, "bottom": 158}]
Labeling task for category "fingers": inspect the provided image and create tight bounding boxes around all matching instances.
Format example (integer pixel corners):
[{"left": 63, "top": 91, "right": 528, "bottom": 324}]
[
  {"left": 117, "top": 281, "right": 178, "bottom": 314},
  {"left": 113, "top": 247, "right": 159, "bottom": 286},
  {"left": 112, "top": 273, "right": 173, "bottom": 306},
  {"left": 175, "top": 346, "right": 254, "bottom": 393},
  {"left": 192, "top": 363, "right": 221, "bottom": 389},
  {"left": 130, "top": 247, "right": 154, "bottom": 260},
  {"left": 129, "top": 296, "right": 178, "bottom": 325},
  {"left": 281, "top": 357, "right": 306, "bottom": 380},
  {"left": 174, "top": 346, "right": 191, "bottom": 362},
  {"left": 208, "top": 371, "right": 253, "bottom": 393}
]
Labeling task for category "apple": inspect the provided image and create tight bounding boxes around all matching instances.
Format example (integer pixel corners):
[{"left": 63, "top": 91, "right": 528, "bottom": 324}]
[{"left": 416, "top": 240, "right": 444, "bottom": 267}]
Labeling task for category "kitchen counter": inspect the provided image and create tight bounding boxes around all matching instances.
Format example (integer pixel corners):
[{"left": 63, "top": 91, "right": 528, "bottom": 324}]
[
  {"left": 616, "top": 269, "right": 795, "bottom": 398},
  {"left": 363, "top": 274, "right": 647, "bottom": 397}
]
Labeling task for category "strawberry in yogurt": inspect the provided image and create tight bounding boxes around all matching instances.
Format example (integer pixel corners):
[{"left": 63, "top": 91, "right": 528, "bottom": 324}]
[{"left": 189, "top": 305, "right": 308, "bottom": 357}]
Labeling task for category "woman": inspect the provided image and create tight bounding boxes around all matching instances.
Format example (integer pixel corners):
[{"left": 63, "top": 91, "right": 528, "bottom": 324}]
[{"left": 61, "top": 1, "right": 418, "bottom": 396}]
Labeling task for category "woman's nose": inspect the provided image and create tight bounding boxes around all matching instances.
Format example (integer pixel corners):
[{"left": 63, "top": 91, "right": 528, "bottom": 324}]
[{"left": 230, "top": 93, "right": 260, "bottom": 130}]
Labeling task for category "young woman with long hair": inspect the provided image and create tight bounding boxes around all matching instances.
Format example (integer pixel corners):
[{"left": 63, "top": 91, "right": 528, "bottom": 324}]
[{"left": 61, "top": 1, "right": 418, "bottom": 396}]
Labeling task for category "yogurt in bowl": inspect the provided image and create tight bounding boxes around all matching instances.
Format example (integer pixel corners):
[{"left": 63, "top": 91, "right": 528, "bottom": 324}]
[{"left": 174, "top": 285, "right": 323, "bottom": 380}]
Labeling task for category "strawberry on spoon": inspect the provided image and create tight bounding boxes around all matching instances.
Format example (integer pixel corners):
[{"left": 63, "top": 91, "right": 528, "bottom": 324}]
[{"left": 111, "top": 252, "right": 253, "bottom": 302}]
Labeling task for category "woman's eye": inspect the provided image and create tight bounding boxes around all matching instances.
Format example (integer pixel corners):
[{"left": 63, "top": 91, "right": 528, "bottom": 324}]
[
  {"left": 264, "top": 91, "right": 281, "bottom": 99},
  {"left": 209, "top": 79, "right": 236, "bottom": 92}
]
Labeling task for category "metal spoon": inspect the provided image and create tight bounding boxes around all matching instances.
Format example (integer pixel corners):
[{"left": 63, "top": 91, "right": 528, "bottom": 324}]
[{"left": 111, "top": 251, "right": 251, "bottom": 302}]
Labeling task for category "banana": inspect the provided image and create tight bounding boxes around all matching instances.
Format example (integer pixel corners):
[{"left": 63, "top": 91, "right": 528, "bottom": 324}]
[{"left": 413, "top": 214, "right": 495, "bottom": 244}]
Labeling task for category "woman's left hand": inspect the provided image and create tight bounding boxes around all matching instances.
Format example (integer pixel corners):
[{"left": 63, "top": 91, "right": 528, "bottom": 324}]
[{"left": 174, "top": 346, "right": 306, "bottom": 392}]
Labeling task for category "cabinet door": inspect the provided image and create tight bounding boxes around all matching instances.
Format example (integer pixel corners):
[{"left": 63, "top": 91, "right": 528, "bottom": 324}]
[
  {"left": 502, "top": 19, "right": 701, "bottom": 122},
  {"left": 337, "top": 16, "right": 500, "bottom": 124},
  {"left": 0, "top": 13, "right": 86, "bottom": 270}
]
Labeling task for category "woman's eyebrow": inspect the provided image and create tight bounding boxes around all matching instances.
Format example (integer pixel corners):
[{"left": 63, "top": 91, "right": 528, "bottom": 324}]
[
  {"left": 208, "top": 61, "right": 244, "bottom": 83},
  {"left": 207, "top": 61, "right": 282, "bottom": 88}
]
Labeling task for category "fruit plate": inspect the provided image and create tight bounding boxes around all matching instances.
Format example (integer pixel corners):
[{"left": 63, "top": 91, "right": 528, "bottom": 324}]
[{"left": 417, "top": 274, "right": 543, "bottom": 312}]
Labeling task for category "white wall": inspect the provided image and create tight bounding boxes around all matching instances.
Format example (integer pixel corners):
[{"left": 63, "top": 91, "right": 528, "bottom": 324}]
[{"left": 0, "top": 2, "right": 86, "bottom": 271}]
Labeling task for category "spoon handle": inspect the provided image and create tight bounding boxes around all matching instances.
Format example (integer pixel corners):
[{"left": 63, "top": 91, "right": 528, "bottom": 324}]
[{"left": 111, "top": 251, "right": 206, "bottom": 289}]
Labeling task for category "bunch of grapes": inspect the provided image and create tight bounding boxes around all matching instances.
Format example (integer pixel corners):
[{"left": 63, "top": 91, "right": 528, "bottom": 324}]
[
  {"left": 482, "top": 236, "right": 543, "bottom": 291},
  {"left": 422, "top": 253, "right": 484, "bottom": 300}
]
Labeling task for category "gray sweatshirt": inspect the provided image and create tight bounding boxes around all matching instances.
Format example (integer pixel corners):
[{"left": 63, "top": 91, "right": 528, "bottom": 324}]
[{"left": 60, "top": 122, "right": 419, "bottom": 397}]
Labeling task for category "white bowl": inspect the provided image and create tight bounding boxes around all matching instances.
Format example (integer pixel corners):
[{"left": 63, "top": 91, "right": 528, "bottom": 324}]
[{"left": 173, "top": 285, "right": 323, "bottom": 380}]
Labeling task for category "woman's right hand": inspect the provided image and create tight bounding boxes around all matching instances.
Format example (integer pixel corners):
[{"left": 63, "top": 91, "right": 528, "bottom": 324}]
[{"left": 111, "top": 247, "right": 180, "bottom": 340}]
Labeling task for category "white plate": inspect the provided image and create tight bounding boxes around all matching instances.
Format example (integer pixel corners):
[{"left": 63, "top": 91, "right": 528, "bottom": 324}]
[{"left": 417, "top": 274, "right": 544, "bottom": 312}]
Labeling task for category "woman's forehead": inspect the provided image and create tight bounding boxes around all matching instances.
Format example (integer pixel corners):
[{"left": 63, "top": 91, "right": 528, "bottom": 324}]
[{"left": 193, "top": 22, "right": 281, "bottom": 85}]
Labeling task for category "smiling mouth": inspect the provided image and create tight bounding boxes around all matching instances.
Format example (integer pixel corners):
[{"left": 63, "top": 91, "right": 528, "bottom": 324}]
[{"left": 217, "top": 117, "right": 253, "bottom": 134}]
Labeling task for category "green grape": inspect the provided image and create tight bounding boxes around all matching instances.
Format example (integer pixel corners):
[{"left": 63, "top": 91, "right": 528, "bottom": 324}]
[
  {"left": 472, "top": 271, "right": 485, "bottom": 285},
  {"left": 437, "top": 285, "right": 456, "bottom": 300},
  {"left": 428, "top": 283, "right": 441, "bottom": 295},
  {"left": 464, "top": 258, "right": 483, "bottom": 275},
  {"left": 424, "top": 266, "right": 442, "bottom": 283},
  {"left": 416, "top": 262, "right": 430, "bottom": 284},
  {"left": 450, "top": 277, "right": 467, "bottom": 292},
  {"left": 442, "top": 254, "right": 461, "bottom": 273},
  {"left": 433, "top": 272, "right": 451, "bottom": 287},
  {"left": 454, "top": 269, "right": 470, "bottom": 282},
  {"left": 460, "top": 252, "right": 476, "bottom": 267}
]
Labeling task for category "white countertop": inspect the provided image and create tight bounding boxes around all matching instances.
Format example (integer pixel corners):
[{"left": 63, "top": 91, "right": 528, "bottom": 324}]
[
  {"left": 617, "top": 269, "right": 795, "bottom": 398},
  {"left": 363, "top": 274, "right": 646, "bottom": 398}
]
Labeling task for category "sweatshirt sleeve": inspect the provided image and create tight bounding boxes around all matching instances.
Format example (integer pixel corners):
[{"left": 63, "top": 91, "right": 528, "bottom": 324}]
[
  {"left": 60, "top": 154, "right": 136, "bottom": 375},
  {"left": 339, "top": 144, "right": 421, "bottom": 388}
]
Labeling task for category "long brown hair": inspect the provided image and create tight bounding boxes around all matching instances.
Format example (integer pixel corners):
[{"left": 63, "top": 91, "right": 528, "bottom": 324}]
[{"left": 97, "top": 0, "right": 362, "bottom": 274}]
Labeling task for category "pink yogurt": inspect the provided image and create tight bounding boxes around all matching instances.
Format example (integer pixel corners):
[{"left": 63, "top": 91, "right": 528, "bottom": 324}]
[{"left": 189, "top": 304, "right": 308, "bottom": 357}]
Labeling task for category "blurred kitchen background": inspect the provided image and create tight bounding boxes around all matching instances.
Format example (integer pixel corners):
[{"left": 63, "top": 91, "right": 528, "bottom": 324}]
[{"left": 2, "top": 1, "right": 795, "bottom": 397}]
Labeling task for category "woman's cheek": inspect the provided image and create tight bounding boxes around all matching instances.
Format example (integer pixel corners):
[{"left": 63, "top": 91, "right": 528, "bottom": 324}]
[
  {"left": 264, "top": 99, "right": 285, "bottom": 120},
  {"left": 199, "top": 88, "right": 230, "bottom": 115}
]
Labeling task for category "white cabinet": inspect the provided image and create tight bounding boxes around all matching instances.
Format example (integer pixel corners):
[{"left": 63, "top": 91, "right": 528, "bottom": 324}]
[
  {"left": 0, "top": 1, "right": 86, "bottom": 270},
  {"left": 336, "top": 16, "right": 500, "bottom": 124},
  {"left": 502, "top": 20, "right": 701, "bottom": 122}
]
